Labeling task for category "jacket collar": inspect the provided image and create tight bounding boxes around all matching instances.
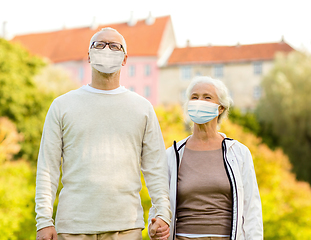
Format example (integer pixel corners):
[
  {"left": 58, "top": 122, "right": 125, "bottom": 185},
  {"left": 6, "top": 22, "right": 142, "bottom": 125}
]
[{"left": 175, "top": 132, "right": 236, "bottom": 152}]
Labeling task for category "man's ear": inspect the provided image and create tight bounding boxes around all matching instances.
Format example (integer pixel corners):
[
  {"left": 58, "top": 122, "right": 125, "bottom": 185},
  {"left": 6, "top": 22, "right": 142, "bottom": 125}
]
[
  {"left": 122, "top": 54, "right": 128, "bottom": 66},
  {"left": 87, "top": 51, "right": 90, "bottom": 63}
]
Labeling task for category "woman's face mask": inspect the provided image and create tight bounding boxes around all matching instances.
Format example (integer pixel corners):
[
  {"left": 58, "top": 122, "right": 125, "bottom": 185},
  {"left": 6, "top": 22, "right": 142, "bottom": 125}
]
[
  {"left": 89, "top": 47, "right": 125, "bottom": 73},
  {"left": 187, "top": 100, "right": 220, "bottom": 124}
]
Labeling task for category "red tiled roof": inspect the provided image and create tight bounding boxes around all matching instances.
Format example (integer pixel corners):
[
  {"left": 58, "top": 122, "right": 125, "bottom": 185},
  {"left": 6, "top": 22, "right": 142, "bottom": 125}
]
[
  {"left": 167, "top": 42, "right": 294, "bottom": 65},
  {"left": 11, "top": 16, "right": 171, "bottom": 63}
]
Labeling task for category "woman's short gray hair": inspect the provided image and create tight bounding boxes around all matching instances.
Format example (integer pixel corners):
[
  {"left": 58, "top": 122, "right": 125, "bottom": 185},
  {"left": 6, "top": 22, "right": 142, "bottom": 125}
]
[
  {"left": 184, "top": 76, "right": 233, "bottom": 123},
  {"left": 89, "top": 27, "right": 127, "bottom": 53}
]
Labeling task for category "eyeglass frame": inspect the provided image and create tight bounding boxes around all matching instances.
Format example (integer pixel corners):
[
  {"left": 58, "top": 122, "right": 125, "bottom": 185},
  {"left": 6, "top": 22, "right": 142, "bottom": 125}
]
[{"left": 90, "top": 41, "right": 126, "bottom": 53}]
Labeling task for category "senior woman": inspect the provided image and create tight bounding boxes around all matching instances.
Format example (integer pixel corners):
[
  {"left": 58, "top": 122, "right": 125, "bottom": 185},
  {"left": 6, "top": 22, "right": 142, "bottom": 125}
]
[{"left": 149, "top": 76, "right": 263, "bottom": 240}]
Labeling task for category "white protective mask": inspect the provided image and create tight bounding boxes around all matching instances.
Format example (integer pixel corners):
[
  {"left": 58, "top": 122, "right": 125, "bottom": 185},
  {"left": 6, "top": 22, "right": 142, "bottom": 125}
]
[
  {"left": 188, "top": 100, "right": 220, "bottom": 124},
  {"left": 89, "top": 48, "right": 125, "bottom": 73}
]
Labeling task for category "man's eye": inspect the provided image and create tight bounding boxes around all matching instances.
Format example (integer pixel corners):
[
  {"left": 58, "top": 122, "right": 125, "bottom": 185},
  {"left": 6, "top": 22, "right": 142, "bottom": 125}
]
[
  {"left": 95, "top": 43, "right": 105, "bottom": 48},
  {"left": 110, "top": 44, "right": 121, "bottom": 50}
]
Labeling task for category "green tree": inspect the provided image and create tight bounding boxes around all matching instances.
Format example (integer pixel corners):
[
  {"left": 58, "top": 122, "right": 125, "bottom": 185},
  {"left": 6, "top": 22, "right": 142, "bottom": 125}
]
[
  {"left": 229, "top": 107, "right": 260, "bottom": 135},
  {"left": 255, "top": 51, "right": 311, "bottom": 184},
  {"left": 0, "top": 117, "right": 36, "bottom": 240},
  {"left": 0, "top": 38, "right": 53, "bottom": 163},
  {"left": 0, "top": 39, "right": 79, "bottom": 163},
  {"left": 33, "top": 65, "right": 79, "bottom": 96}
]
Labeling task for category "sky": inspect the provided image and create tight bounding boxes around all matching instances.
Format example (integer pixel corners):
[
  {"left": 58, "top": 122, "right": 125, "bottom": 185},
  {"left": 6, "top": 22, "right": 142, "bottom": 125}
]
[{"left": 1, "top": 0, "right": 311, "bottom": 52}]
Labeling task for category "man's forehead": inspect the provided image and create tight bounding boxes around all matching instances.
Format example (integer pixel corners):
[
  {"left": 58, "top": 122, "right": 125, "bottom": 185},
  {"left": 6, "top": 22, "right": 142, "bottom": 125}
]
[{"left": 93, "top": 30, "right": 122, "bottom": 42}]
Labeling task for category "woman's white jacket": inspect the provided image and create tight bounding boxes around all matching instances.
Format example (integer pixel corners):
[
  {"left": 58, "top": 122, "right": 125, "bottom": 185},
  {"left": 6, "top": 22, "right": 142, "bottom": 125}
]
[{"left": 149, "top": 134, "right": 263, "bottom": 240}]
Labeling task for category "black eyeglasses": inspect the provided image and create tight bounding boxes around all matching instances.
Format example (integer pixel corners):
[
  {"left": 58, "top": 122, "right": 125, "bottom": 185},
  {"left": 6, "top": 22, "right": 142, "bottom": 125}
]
[{"left": 91, "top": 41, "right": 125, "bottom": 53}]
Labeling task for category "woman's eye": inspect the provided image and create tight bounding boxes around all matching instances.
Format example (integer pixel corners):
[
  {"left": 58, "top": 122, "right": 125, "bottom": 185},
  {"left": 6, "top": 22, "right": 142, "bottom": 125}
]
[{"left": 191, "top": 96, "right": 198, "bottom": 99}]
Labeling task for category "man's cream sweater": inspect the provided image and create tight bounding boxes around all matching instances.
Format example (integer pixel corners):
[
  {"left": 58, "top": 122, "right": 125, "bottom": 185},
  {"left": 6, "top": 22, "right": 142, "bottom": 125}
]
[{"left": 35, "top": 86, "right": 171, "bottom": 233}]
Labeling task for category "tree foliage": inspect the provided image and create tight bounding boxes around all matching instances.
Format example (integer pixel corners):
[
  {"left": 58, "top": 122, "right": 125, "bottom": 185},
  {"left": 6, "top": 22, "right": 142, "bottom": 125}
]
[
  {"left": 255, "top": 51, "right": 311, "bottom": 184},
  {"left": 0, "top": 39, "right": 79, "bottom": 163},
  {"left": 0, "top": 117, "right": 36, "bottom": 240},
  {"left": 34, "top": 65, "right": 79, "bottom": 97},
  {"left": 0, "top": 117, "right": 22, "bottom": 163},
  {"left": 0, "top": 38, "right": 53, "bottom": 162}
]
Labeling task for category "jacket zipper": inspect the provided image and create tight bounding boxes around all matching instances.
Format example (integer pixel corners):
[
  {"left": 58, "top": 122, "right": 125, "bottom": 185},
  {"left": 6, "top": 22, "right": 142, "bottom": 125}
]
[
  {"left": 173, "top": 141, "right": 179, "bottom": 240},
  {"left": 222, "top": 138, "right": 238, "bottom": 240},
  {"left": 173, "top": 140, "right": 186, "bottom": 240}
]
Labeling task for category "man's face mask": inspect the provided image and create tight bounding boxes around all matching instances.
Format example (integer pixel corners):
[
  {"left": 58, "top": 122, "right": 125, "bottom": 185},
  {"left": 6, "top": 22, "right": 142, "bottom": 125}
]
[
  {"left": 89, "top": 47, "right": 125, "bottom": 74},
  {"left": 187, "top": 100, "right": 220, "bottom": 124}
]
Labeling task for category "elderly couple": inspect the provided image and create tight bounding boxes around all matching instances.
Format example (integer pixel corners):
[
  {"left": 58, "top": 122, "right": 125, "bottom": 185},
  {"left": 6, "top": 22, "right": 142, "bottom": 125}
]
[{"left": 35, "top": 28, "right": 263, "bottom": 240}]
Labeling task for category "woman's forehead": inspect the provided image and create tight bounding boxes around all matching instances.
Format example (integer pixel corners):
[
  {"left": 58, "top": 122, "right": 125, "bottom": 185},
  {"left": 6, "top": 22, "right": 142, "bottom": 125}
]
[{"left": 191, "top": 83, "right": 216, "bottom": 94}]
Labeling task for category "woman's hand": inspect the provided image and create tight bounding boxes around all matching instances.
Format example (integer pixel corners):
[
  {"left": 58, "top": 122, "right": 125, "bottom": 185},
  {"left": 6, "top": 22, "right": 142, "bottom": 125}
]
[{"left": 149, "top": 217, "right": 170, "bottom": 240}]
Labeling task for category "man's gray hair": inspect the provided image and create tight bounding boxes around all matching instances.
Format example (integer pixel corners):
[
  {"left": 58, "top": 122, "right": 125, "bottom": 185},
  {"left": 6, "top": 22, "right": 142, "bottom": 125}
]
[
  {"left": 89, "top": 27, "right": 127, "bottom": 53},
  {"left": 184, "top": 76, "right": 233, "bottom": 123}
]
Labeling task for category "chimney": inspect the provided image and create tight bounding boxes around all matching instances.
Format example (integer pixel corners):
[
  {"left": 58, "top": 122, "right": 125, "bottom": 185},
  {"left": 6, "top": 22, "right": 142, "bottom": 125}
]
[
  {"left": 186, "top": 39, "right": 190, "bottom": 47},
  {"left": 128, "top": 11, "right": 137, "bottom": 26},
  {"left": 280, "top": 35, "right": 285, "bottom": 43},
  {"left": 145, "top": 12, "right": 155, "bottom": 25},
  {"left": 236, "top": 42, "right": 240, "bottom": 47},
  {"left": 90, "top": 16, "right": 99, "bottom": 30},
  {"left": 2, "top": 21, "right": 7, "bottom": 39}
]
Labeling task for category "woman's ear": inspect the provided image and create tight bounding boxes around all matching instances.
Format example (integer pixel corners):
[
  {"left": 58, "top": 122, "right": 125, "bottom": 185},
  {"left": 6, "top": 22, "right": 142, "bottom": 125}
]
[{"left": 219, "top": 106, "right": 225, "bottom": 115}]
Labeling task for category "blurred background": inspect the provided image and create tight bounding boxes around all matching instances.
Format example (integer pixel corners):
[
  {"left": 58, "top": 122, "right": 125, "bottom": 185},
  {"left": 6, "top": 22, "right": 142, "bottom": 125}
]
[{"left": 1, "top": 0, "right": 311, "bottom": 239}]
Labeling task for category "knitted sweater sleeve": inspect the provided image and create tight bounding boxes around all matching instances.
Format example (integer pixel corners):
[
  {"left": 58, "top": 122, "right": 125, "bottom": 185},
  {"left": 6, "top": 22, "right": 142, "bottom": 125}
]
[
  {"left": 141, "top": 105, "right": 172, "bottom": 225},
  {"left": 35, "top": 100, "right": 62, "bottom": 231}
]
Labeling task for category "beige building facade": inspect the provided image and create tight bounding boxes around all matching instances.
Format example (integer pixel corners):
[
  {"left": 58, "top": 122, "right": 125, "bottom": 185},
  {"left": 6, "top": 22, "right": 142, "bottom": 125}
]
[{"left": 159, "top": 42, "right": 293, "bottom": 111}]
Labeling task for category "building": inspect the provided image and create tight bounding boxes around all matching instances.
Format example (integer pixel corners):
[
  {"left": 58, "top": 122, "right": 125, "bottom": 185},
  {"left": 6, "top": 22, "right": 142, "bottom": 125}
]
[
  {"left": 11, "top": 15, "right": 176, "bottom": 105},
  {"left": 159, "top": 40, "right": 294, "bottom": 111},
  {"left": 12, "top": 15, "right": 295, "bottom": 110}
]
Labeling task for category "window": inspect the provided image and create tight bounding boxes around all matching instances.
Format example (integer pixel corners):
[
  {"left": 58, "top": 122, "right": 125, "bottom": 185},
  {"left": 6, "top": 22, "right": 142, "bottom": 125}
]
[
  {"left": 181, "top": 66, "right": 191, "bottom": 80},
  {"left": 253, "top": 62, "right": 262, "bottom": 75},
  {"left": 144, "top": 86, "right": 151, "bottom": 97},
  {"left": 128, "top": 86, "right": 135, "bottom": 92},
  {"left": 181, "top": 90, "right": 187, "bottom": 102},
  {"left": 79, "top": 67, "right": 84, "bottom": 81},
  {"left": 214, "top": 64, "right": 224, "bottom": 78},
  {"left": 144, "top": 64, "right": 151, "bottom": 76},
  {"left": 129, "top": 65, "right": 136, "bottom": 77},
  {"left": 229, "top": 90, "right": 234, "bottom": 99},
  {"left": 195, "top": 71, "right": 202, "bottom": 76},
  {"left": 253, "top": 86, "right": 262, "bottom": 99}
]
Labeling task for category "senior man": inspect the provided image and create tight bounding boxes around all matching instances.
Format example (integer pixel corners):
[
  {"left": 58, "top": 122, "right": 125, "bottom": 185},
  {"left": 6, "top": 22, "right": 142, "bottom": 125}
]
[{"left": 35, "top": 27, "right": 171, "bottom": 240}]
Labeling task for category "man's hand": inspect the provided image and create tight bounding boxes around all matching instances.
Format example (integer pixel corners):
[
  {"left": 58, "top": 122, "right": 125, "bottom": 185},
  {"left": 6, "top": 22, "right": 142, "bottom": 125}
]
[
  {"left": 149, "top": 217, "right": 170, "bottom": 240},
  {"left": 36, "top": 226, "right": 58, "bottom": 240}
]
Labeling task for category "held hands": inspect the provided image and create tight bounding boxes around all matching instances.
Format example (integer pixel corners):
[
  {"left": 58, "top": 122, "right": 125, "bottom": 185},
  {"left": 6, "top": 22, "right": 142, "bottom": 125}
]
[
  {"left": 36, "top": 226, "right": 58, "bottom": 240},
  {"left": 149, "top": 217, "right": 170, "bottom": 240}
]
